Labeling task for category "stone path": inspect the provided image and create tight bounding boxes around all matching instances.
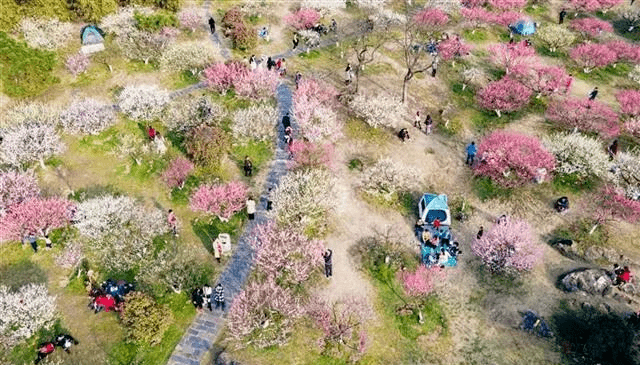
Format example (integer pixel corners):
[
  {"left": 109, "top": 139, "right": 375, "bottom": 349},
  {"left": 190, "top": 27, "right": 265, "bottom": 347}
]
[{"left": 166, "top": 82, "right": 295, "bottom": 365}]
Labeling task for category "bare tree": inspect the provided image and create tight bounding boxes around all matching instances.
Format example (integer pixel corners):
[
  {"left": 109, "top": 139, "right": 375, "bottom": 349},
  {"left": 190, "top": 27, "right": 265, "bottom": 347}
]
[{"left": 349, "top": 16, "right": 395, "bottom": 93}]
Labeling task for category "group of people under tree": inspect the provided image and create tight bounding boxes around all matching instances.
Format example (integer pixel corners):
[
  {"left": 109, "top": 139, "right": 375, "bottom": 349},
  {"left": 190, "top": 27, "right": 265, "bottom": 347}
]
[
  {"left": 192, "top": 283, "right": 225, "bottom": 312},
  {"left": 417, "top": 218, "right": 461, "bottom": 268}
]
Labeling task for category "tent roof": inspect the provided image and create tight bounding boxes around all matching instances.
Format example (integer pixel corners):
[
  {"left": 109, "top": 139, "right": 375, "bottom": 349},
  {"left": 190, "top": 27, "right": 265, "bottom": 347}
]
[
  {"left": 422, "top": 193, "right": 449, "bottom": 211},
  {"left": 510, "top": 19, "right": 536, "bottom": 35}
]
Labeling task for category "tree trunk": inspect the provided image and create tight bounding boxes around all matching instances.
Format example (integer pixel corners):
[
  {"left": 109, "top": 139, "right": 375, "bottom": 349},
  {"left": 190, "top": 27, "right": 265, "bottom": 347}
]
[
  {"left": 495, "top": 109, "right": 501, "bottom": 117},
  {"left": 589, "top": 223, "right": 599, "bottom": 235},
  {"left": 39, "top": 157, "right": 46, "bottom": 169},
  {"left": 462, "top": 83, "right": 467, "bottom": 91},
  {"left": 144, "top": 58, "right": 149, "bottom": 65},
  {"left": 355, "top": 68, "right": 361, "bottom": 93},
  {"left": 402, "top": 70, "right": 413, "bottom": 104}
]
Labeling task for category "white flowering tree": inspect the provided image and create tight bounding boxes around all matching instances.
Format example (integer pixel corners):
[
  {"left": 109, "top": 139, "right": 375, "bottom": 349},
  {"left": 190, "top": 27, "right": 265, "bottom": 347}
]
[
  {"left": 100, "top": 6, "right": 152, "bottom": 38},
  {"left": 60, "top": 99, "right": 117, "bottom": 135},
  {"left": 19, "top": 17, "right": 74, "bottom": 50},
  {"left": 117, "top": 30, "right": 169, "bottom": 65},
  {"left": 349, "top": 94, "right": 407, "bottom": 129},
  {"left": 4, "top": 102, "right": 59, "bottom": 128},
  {"left": 117, "top": 84, "right": 170, "bottom": 121},
  {"left": 160, "top": 41, "right": 217, "bottom": 75},
  {"left": 0, "top": 123, "right": 64, "bottom": 168},
  {"left": 232, "top": 104, "right": 278, "bottom": 142},
  {"left": 535, "top": 24, "right": 577, "bottom": 53},
  {"left": 610, "top": 152, "right": 640, "bottom": 200},
  {"left": 543, "top": 133, "right": 610, "bottom": 180},
  {"left": 300, "top": 106, "right": 343, "bottom": 143},
  {"left": 178, "top": 7, "right": 206, "bottom": 32},
  {"left": 630, "top": 65, "right": 640, "bottom": 85},
  {"left": 361, "top": 158, "right": 420, "bottom": 199},
  {"left": 0, "top": 170, "right": 40, "bottom": 209},
  {"left": 165, "top": 95, "right": 224, "bottom": 132},
  {"left": 271, "top": 169, "right": 336, "bottom": 232},
  {"left": 461, "top": 67, "right": 488, "bottom": 91},
  {"left": 300, "top": 0, "right": 346, "bottom": 11},
  {"left": 0, "top": 284, "right": 57, "bottom": 348}
]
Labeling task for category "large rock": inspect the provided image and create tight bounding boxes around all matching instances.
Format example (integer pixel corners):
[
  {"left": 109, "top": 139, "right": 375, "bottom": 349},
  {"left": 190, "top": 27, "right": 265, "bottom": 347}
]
[
  {"left": 215, "top": 351, "right": 242, "bottom": 365},
  {"left": 561, "top": 269, "right": 613, "bottom": 296}
]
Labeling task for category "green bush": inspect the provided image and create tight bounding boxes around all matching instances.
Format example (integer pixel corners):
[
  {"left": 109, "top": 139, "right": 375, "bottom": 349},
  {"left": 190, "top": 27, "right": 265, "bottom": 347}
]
[
  {"left": 120, "top": 292, "right": 174, "bottom": 345},
  {"left": 472, "top": 176, "right": 512, "bottom": 202},
  {"left": 552, "top": 173, "right": 597, "bottom": 193},
  {"left": 231, "top": 21, "right": 257, "bottom": 50},
  {"left": 0, "top": 32, "right": 58, "bottom": 97},
  {"left": 184, "top": 125, "right": 229, "bottom": 168},
  {"left": 0, "top": 0, "right": 71, "bottom": 31},
  {"left": 134, "top": 11, "right": 178, "bottom": 31},
  {"left": 70, "top": 0, "right": 118, "bottom": 22}
]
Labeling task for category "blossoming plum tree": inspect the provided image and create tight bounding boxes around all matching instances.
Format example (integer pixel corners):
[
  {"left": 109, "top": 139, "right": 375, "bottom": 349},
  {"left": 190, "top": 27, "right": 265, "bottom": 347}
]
[
  {"left": 116, "top": 84, "right": 170, "bottom": 121},
  {"left": 283, "top": 8, "right": 321, "bottom": 30},
  {"left": 510, "top": 64, "right": 572, "bottom": 97},
  {"left": 543, "top": 132, "right": 609, "bottom": 180},
  {"left": 160, "top": 41, "right": 217, "bottom": 75},
  {"left": 476, "top": 78, "right": 532, "bottom": 116},
  {"left": 474, "top": 131, "right": 556, "bottom": 187},
  {"left": 535, "top": 24, "right": 576, "bottom": 53},
  {"left": 178, "top": 7, "right": 205, "bottom": 32},
  {"left": 545, "top": 97, "right": 620, "bottom": 137},
  {"left": 0, "top": 123, "right": 65, "bottom": 168},
  {"left": 288, "top": 140, "right": 335, "bottom": 170},
  {"left": 0, "top": 284, "right": 57, "bottom": 347},
  {"left": 232, "top": 104, "right": 278, "bottom": 142},
  {"left": 569, "top": 18, "right": 613, "bottom": 36},
  {"left": 489, "top": 41, "right": 536, "bottom": 74},
  {"left": 60, "top": 98, "right": 117, "bottom": 135},
  {"left": 349, "top": 94, "right": 406, "bottom": 128},
  {"left": 162, "top": 157, "right": 194, "bottom": 189},
  {"left": 65, "top": 54, "right": 90, "bottom": 76},
  {"left": 0, "top": 197, "right": 75, "bottom": 242},
  {"left": 190, "top": 181, "right": 248, "bottom": 220},
  {"left": 570, "top": 43, "right": 618, "bottom": 72},
  {"left": 0, "top": 170, "right": 40, "bottom": 209}
]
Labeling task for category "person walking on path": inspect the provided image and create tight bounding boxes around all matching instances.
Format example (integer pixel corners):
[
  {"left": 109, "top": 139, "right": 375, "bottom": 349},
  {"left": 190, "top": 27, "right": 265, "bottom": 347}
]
[
  {"left": 213, "top": 284, "right": 225, "bottom": 311},
  {"left": 589, "top": 87, "right": 598, "bottom": 100},
  {"left": 295, "top": 71, "right": 302, "bottom": 89},
  {"left": 477, "top": 226, "right": 484, "bottom": 240},
  {"left": 167, "top": 209, "right": 178, "bottom": 236},
  {"left": 425, "top": 115, "right": 433, "bottom": 134},
  {"left": 246, "top": 195, "right": 256, "bottom": 220},
  {"left": 213, "top": 238, "right": 222, "bottom": 263},
  {"left": 466, "top": 141, "right": 477, "bottom": 166},
  {"left": 608, "top": 139, "right": 619, "bottom": 160},
  {"left": 323, "top": 249, "right": 333, "bottom": 278},
  {"left": 209, "top": 17, "right": 215, "bottom": 34},
  {"left": 431, "top": 56, "right": 438, "bottom": 77},
  {"left": 559, "top": 9, "right": 567, "bottom": 24},
  {"left": 414, "top": 111, "right": 422, "bottom": 130},
  {"left": 202, "top": 284, "right": 213, "bottom": 311},
  {"left": 345, "top": 63, "right": 353, "bottom": 85},
  {"left": 565, "top": 74, "right": 573, "bottom": 94},
  {"left": 292, "top": 34, "right": 299, "bottom": 49},
  {"left": 244, "top": 156, "right": 253, "bottom": 177},
  {"left": 191, "top": 287, "right": 204, "bottom": 313}
]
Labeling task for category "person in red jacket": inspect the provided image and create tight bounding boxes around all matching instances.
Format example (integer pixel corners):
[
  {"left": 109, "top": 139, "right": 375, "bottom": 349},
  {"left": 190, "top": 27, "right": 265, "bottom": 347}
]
[
  {"left": 147, "top": 125, "right": 156, "bottom": 140},
  {"left": 617, "top": 266, "right": 633, "bottom": 285},
  {"left": 35, "top": 342, "right": 55, "bottom": 364}
]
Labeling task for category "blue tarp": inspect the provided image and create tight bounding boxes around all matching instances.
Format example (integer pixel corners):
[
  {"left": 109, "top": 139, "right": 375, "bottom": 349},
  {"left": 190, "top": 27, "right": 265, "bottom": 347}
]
[
  {"left": 418, "top": 225, "right": 457, "bottom": 267},
  {"left": 510, "top": 19, "right": 536, "bottom": 35}
]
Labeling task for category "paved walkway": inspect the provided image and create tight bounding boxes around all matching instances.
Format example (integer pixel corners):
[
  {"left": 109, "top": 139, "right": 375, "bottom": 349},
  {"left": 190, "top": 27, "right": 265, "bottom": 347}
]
[{"left": 166, "top": 82, "right": 295, "bottom": 365}]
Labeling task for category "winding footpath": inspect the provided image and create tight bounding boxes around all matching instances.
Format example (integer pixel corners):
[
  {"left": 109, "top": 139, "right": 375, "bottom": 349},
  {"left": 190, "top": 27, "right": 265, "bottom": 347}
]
[{"left": 167, "top": 82, "right": 295, "bottom": 365}]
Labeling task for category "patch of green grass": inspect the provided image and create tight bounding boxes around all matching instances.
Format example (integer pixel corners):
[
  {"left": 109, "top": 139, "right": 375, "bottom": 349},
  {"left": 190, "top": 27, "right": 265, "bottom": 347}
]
[
  {"left": 462, "top": 29, "right": 488, "bottom": 42},
  {"left": 472, "top": 176, "right": 513, "bottom": 202},
  {"left": 470, "top": 110, "right": 511, "bottom": 131},
  {"left": 210, "top": 89, "right": 253, "bottom": 111},
  {"left": 361, "top": 191, "right": 417, "bottom": 218},
  {"left": 125, "top": 60, "right": 159, "bottom": 73},
  {"left": 362, "top": 62, "right": 394, "bottom": 76},
  {"left": 230, "top": 140, "right": 274, "bottom": 178},
  {"left": 552, "top": 218, "right": 609, "bottom": 251},
  {"left": 612, "top": 19, "right": 640, "bottom": 42},
  {"left": 77, "top": 126, "right": 122, "bottom": 153},
  {"left": 552, "top": 173, "right": 598, "bottom": 194},
  {"left": 535, "top": 46, "right": 569, "bottom": 59},
  {"left": 69, "top": 184, "right": 123, "bottom": 202},
  {"left": 192, "top": 213, "right": 246, "bottom": 255},
  {"left": 524, "top": 4, "right": 548, "bottom": 16},
  {"left": 119, "top": 155, "right": 168, "bottom": 182},
  {"left": 170, "top": 70, "right": 200, "bottom": 89},
  {"left": 344, "top": 118, "right": 391, "bottom": 145},
  {"left": 45, "top": 156, "right": 64, "bottom": 168},
  {"left": 0, "top": 258, "right": 48, "bottom": 290},
  {"left": 8, "top": 319, "right": 69, "bottom": 365},
  {"left": 574, "top": 63, "right": 632, "bottom": 83},
  {"left": 347, "top": 158, "right": 364, "bottom": 171},
  {"left": 450, "top": 82, "right": 475, "bottom": 101},
  {"left": 170, "top": 175, "right": 201, "bottom": 205},
  {"left": 298, "top": 49, "right": 322, "bottom": 59}
]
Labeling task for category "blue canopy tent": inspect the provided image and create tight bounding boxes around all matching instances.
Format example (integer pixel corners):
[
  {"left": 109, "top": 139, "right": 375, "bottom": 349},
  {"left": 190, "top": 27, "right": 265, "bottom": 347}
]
[
  {"left": 418, "top": 193, "right": 451, "bottom": 226},
  {"left": 510, "top": 19, "right": 537, "bottom": 35}
]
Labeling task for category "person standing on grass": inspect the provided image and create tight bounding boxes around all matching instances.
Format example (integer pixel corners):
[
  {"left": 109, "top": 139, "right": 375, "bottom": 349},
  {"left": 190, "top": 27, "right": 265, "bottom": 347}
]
[
  {"left": 44, "top": 234, "right": 52, "bottom": 250},
  {"left": 589, "top": 87, "right": 598, "bottom": 100},
  {"left": 293, "top": 34, "right": 299, "bottom": 49},
  {"left": 477, "top": 226, "right": 484, "bottom": 240},
  {"left": 559, "top": 9, "right": 567, "bottom": 24},
  {"left": 345, "top": 63, "right": 353, "bottom": 85},
  {"left": 244, "top": 156, "right": 253, "bottom": 177},
  {"left": 214, "top": 284, "right": 225, "bottom": 311},
  {"left": 249, "top": 55, "right": 257, "bottom": 71},
  {"left": 425, "top": 115, "right": 433, "bottom": 135},
  {"left": 208, "top": 17, "right": 216, "bottom": 34},
  {"left": 246, "top": 195, "right": 256, "bottom": 220},
  {"left": 27, "top": 233, "right": 37, "bottom": 253},
  {"left": 323, "top": 249, "right": 333, "bottom": 278},
  {"left": 466, "top": 141, "right": 477, "bottom": 166},
  {"left": 167, "top": 209, "right": 178, "bottom": 236}
]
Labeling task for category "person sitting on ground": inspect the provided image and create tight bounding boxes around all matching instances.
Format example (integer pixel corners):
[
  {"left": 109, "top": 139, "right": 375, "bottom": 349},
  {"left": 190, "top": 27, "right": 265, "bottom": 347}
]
[
  {"left": 554, "top": 197, "right": 569, "bottom": 213},
  {"left": 90, "top": 294, "right": 116, "bottom": 313},
  {"left": 449, "top": 241, "right": 462, "bottom": 256},
  {"left": 147, "top": 125, "right": 156, "bottom": 140},
  {"left": 616, "top": 266, "right": 633, "bottom": 286},
  {"left": 398, "top": 128, "right": 410, "bottom": 143},
  {"left": 54, "top": 334, "right": 79, "bottom": 353},
  {"left": 433, "top": 218, "right": 441, "bottom": 229},
  {"left": 35, "top": 342, "right": 55, "bottom": 364},
  {"left": 438, "top": 248, "right": 451, "bottom": 266},
  {"left": 422, "top": 229, "right": 431, "bottom": 244},
  {"left": 496, "top": 214, "right": 507, "bottom": 224},
  {"left": 191, "top": 287, "right": 204, "bottom": 312}
]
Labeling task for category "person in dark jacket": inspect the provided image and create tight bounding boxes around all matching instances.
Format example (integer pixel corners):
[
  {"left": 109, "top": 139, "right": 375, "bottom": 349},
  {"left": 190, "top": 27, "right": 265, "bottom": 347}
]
[
  {"left": 292, "top": 34, "right": 299, "bottom": 49},
  {"left": 589, "top": 87, "right": 598, "bottom": 100},
  {"left": 191, "top": 287, "right": 204, "bottom": 312},
  {"left": 213, "top": 284, "right": 225, "bottom": 311},
  {"left": 208, "top": 17, "right": 216, "bottom": 33},
  {"left": 54, "top": 334, "right": 79, "bottom": 353},
  {"left": 608, "top": 139, "right": 619, "bottom": 160},
  {"left": 559, "top": 9, "right": 567, "bottom": 24},
  {"left": 323, "top": 249, "right": 333, "bottom": 278},
  {"left": 244, "top": 156, "right": 253, "bottom": 176},
  {"left": 477, "top": 226, "right": 484, "bottom": 240}
]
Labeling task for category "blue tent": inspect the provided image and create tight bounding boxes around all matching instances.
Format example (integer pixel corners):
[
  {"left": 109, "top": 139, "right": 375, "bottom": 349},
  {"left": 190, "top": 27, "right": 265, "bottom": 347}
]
[
  {"left": 510, "top": 19, "right": 537, "bottom": 35},
  {"left": 80, "top": 25, "right": 104, "bottom": 45},
  {"left": 418, "top": 193, "right": 451, "bottom": 226}
]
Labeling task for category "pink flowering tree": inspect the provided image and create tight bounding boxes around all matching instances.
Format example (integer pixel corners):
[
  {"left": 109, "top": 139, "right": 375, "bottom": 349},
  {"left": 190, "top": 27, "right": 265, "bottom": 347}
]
[
  {"left": 489, "top": 41, "right": 537, "bottom": 74},
  {"left": 0, "top": 171, "right": 40, "bottom": 209},
  {"left": 570, "top": 43, "right": 618, "bottom": 73},
  {"left": 476, "top": 78, "right": 532, "bottom": 116},
  {"left": 461, "top": 7, "right": 494, "bottom": 31},
  {"left": 488, "top": 0, "right": 527, "bottom": 10},
  {"left": 397, "top": 265, "right": 444, "bottom": 297},
  {"left": 307, "top": 296, "right": 373, "bottom": 362},
  {"left": 412, "top": 8, "right": 449, "bottom": 28},
  {"left": 569, "top": 18, "right": 613, "bottom": 37},
  {"left": 251, "top": 222, "right": 325, "bottom": 287},
  {"left": 161, "top": 157, "right": 194, "bottom": 189},
  {"left": 234, "top": 68, "right": 280, "bottom": 100},
  {"left": 0, "top": 198, "right": 75, "bottom": 242},
  {"left": 438, "top": 37, "right": 472, "bottom": 62},
  {"left": 490, "top": 11, "right": 522, "bottom": 26},
  {"left": 227, "top": 280, "right": 304, "bottom": 348},
  {"left": 625, "top": 119, "right": 640, "bottom": 137},
  {"left": 606, "top": 40, "right": 640, "bottom": 64},
  {"left": 293, "top": 78, "right": 339, "bottom": 141},
  {"left": 189, "top": 181, "right": 248, "bottom": 220},
  {"left": 462, "top": 0, "right": 487, "bottom": 7},
  {"left": 568, "top": 0, "right": 623, "bottom": 13},
  {"left": 284, "top": 8, "right": 321, "bottom": 30},
  {"left": 510, "top": 64, "right": 572, "bottom": 97},
  {"left": 288, "top": 140, "right": 335, "bottom": 170},
  {"left": 545, "top": 97, "right": 620, "bottom": 137},
  {"left": 65, "top": 54, "right": 90, "bottom": 76},
  {"left": 474, "top": 131, "right": 556, "bottom": 187},
  {"left": 471, "top": 218, "right": 543, "bottom": 274},
  {"left": 616, "top": 90, "right": 640, "bottom": 119},
  {"left": 202, "top": 61, "right": 248, "bottom": 93},
  {"left": 178, "top": 8, "right": 204, "bottom": 32},
  {"left": 596, "top": 186, "right": 640, "bottom": 223}
]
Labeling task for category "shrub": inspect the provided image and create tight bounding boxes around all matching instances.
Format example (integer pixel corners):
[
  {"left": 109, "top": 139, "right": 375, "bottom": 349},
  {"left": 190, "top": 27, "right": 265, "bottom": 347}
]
[
  {"left": 227, "top": 280, "right": 304, "bottom": 348},
  {"left": 271, "top": 169, "right": 336, "bottom": 232},
  {"left": 70, "top": 0, "right": 118, "bottom": 22},
  {"left": 307, "top": 297, "right": 373, "bottom": 362},
  {"left": 535, "top": 24, "right": 576, "bottom": 53},
  {"left": 284, "top": 8, "right": 321, "bottom": 30},
  {"left": 569, "top": 18, "right": 613, "bottom": 36},
  {"left": 251, "top": 222, "right": 324, "bottom": 286},
  {"left": 221, "top": 6, "right": 243, "bottom": 29},
  {"left": 116, "top": 84, "right": 170, "bottom": 122},
  {"left": 133, "top": 10, "right": 177, "bottom": 31},
  {"left": 349, "top": 94, "right": 406, "bottom": 129},
  {"left": 183, "top": 125, "right": 228, "bottom": 167},
  {"left": 160, "top": 41, "right": 216, "bottom": 74},
  {"left": 178, "top": 7, "right": 204, "bottom": 32},
  {"left": 65, "top": 53, "right": 90, "bottom": 76},
  {"left": 19, "top": 18, "right": 73, "bottom": 50},
  {"left": 0, "top": 32, "right": 58, "bottom": 98},
  {"left": 60, "top": 98, "right": 117, "bottom": 135},
  {"left": 161, "top": 157, "right": 194, "bottom": 189},
  {"left": 232, "top": 104, "right": 278, "bottom": 142},
  {"left": 120, "top": 292, "right": 173, "bottom": 345},
  {"left": 545, "top": 97, "right": 619, "bottom": 138},
  {"left": 4, "top": 102, "right": 59, "bottom": 128},
  {"left": 117, "top": 29, "right": 169, "bottom": 64},
  {"left": 0, "top": 284, "right": 57, "bottom": 347},
  {"left": 474, "top": 131, "right": 556, "bottom": 187},
  {"left": 0, "top": 170, "right": 39, "bottom": 209},
  {"left": 0, "top": 123, "right": 65, "bottom": 167},
  {"left": 231, "top": 21, "right": 257, "bottom": 50},
  {"left": 0, "top": 197, "right": 75, "bottom": 242},
  {"left": 190, "top": 181, "right": 248, "bottom": 220},
  {"left": 476, "top": 78, "right": 532, "bottom": 116},
  {"left": 471, "top": 218, "right": 543, "bottom": 274},
  {"left": 570, "top": 43, "right": 618, "bottom": 72},
  {"left": 289, "top": 140, "right": 334, "bottom": 170},
  {"left": 543, "top": 133, "right": 609, "bottom": 180},
  {"left": 165, "top": 94, "right": 224, "bottom": 132},
  {"left": 360, "top": 158, "right": 420, "bottom": 196}
]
